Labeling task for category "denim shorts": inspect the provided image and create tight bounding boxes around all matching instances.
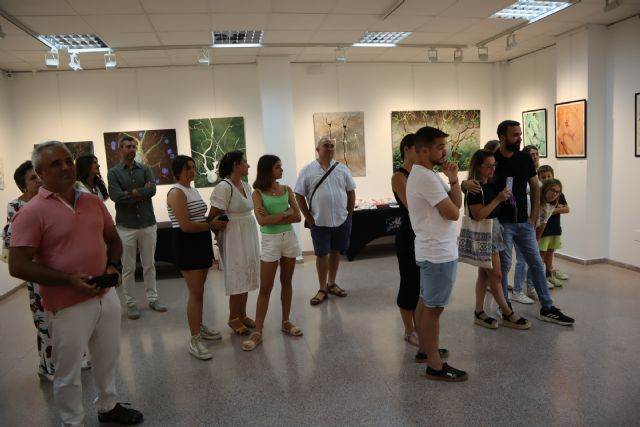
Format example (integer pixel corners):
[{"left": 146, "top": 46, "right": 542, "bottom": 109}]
[
  {"left": 310, "top": 216, "right": 352, "bottom": 256},
  {"left": 416, "top": 259, "right": 458, "bottom": 308}
]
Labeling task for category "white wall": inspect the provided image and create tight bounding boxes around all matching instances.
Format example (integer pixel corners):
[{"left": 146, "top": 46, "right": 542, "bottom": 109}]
[{"left": 607, "top": 17, "right": 640, "bottom": 267}]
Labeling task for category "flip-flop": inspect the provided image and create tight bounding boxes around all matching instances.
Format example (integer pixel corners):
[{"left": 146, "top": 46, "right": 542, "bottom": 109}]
[
  {"left": 282, "top": 321, "right": 303, "bottom": 336},
  {"left": 327, "top": 283, "right": 347, "bottom": 297},
  {"left": 242, "top": 332, "right": 262, "bottom": 351},
  {"left": 228, "top": 317, "right": 250, "bottom": 335},
  {"left": 310, "top": 289, "right": 328, "bottom": 306}
]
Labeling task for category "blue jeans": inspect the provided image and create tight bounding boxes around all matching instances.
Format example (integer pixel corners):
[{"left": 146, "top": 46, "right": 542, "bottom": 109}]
[
  {"left": 499, "top": 222, "right": 553, "bottom": 310},
  {"left": 513, "top": 245, "right": 534, "bottom": 293}
]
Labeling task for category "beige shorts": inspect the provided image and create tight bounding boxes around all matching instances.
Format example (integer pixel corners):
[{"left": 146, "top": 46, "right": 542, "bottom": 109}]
[{"left": 261, "top": 230, "right": 301, "bottom": 262}]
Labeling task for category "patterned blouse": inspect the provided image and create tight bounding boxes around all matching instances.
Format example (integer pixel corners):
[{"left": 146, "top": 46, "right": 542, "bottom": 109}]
[{"left": 3, "top": 198, "right": 26, "bottom": 250}]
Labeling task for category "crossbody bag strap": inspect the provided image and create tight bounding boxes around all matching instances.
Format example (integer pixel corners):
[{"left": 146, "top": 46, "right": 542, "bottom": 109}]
[{"left": 308, "top": 162, "right": 339, "bottom": 210}]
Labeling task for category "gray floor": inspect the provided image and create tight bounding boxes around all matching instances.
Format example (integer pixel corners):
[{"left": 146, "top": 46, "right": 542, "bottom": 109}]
[{"left": 1, "top": 247, "right": 639, "bottom": 426}]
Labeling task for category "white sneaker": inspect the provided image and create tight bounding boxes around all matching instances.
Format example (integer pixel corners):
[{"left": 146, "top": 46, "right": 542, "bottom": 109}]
[
  {"left": 189, "top": 334, "right": 212, "bottom": 360},
  {"left": 81, "top": 354, "right": 92, "bottom": 370},
  {"left": 548, "top": 275, "right": 563, "bottom": 288},
  {"left": 200, "top": 324, "right": 222, "bottom": 341},
  {"left": 511, "top": 291, "right": 534, "bottom": 304},
  {"left": 526, "top": 288, "right": 538, "bottom": 301},
  {"left": 547, "top": 279, "right": 555, "bottom": 289},
  {"left": 553, "top": 270, "right": 569, "bottom": 280}
]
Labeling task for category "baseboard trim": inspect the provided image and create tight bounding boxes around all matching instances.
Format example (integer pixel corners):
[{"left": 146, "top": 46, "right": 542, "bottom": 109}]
[
  {"left": 604, "top": 259, "right": 640, "bottom": 273},
  {"left": 555, "top": 253, "right": 640, "bottom": 272},
  {"left": 0, "top": 281, "right": 26, "bottom": 301}
]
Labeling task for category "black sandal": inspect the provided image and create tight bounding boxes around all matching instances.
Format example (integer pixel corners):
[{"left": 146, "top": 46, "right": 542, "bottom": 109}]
[
  {"left": 415, "top": 349, "right": 450, "bottom": 363},
  {"left": 501, "top": 310, "right": 531, "bottom": 330},
  {"left": 98, "top": 403, "right": 143, "bottom": 425},
  {"left": 474, "top": 310, "right": 498, "bottom": 329}
]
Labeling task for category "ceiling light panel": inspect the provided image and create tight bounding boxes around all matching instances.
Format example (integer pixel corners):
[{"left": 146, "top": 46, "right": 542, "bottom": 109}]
[
  {"left": 492, "top": 1, "right": 573, "bottom": 23},
  {"left": 212, "top": 31, "right": 264, "bottom": 47},
  {"left": 353, "top": 31, "right": 411, "bottom": 47}
]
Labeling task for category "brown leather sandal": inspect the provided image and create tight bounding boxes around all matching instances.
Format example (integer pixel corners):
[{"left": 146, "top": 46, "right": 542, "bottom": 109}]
[
  {"left": 327, "top": 283, "right": 347, "bottom": 297},
  {"left": 310, "top": 289, "right": 328, "bottom": 306}
]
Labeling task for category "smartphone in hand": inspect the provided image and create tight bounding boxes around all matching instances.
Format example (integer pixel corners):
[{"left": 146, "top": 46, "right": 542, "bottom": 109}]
[
  {"left": 506, "top": 177, "right": 514, "bottom": 191},
  {"left": 88, "top": 273, "right": 119, "bottom": 288}
]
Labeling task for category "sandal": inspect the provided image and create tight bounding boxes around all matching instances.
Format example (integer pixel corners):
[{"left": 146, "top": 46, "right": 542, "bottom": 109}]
[
  {"left": 281, "top": 320, "right": 303, "bottom": 336},
  {"left": 501, "top": 311, "right": 531, "bottom": 330},
  {"left": 98, "top": 403, "right": 143, "bottom": 425},
  {"left": 415, "top": 349, "right": 450, "bottom": 363},
  {"left": 310, "top": 289, "right": 328, "bottom": 306},
  {"left": 242, "top": 332, "right": 262, "bottom": 351},
  {"left": 404, "top": 331, "right": 419, "bottom": 347},
  {"left": 241, "top": 316, "right": 256, "bottom": 328},
  {"left": 227, "top": 317, "right": 250, "bottom": 335},
  {"left": 474, "top": 310, "right": 499, "bottom": 329},
  {"left": 327, "top": 283, "right": 348, "bottom": 297}
]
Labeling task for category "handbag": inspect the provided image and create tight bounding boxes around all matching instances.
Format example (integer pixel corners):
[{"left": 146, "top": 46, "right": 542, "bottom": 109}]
[
  {"left": 304, "top": 162, "right": 339, "bottom": 228},
  {"left": 458, "top": 188, "right": 493, "bottom": 268}
]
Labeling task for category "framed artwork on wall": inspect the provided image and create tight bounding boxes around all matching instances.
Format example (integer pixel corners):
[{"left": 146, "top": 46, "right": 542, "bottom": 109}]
[
  {"left": 32, "top": 141, "right": 94, "bottom": 160},
  {"left": 390, "top": 110, "right": 480, "bottom": 171},
  {"left": 555, "top": 99, "right": 587, "bottom": 159},
  {"left": 313, "top": 112, "right": 366, "bottom": 177},
  {"left": 636, "top": 93, "right": 640, "bottom": 157},
  {"left": 522, "top": 108, "right": 547, "bottom": 157}
]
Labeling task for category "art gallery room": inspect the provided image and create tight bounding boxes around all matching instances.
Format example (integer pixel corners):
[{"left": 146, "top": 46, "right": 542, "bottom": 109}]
[{"left": 0, "top": 0, "right": 639, "bottom": 425}]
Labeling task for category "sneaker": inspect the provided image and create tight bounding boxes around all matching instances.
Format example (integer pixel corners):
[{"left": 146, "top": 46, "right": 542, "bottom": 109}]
[
  {"left": 526, "top": 288, "right": 538, "bottom": 301},
  {"left": 511, "top": 291, "right": 534, "bottom": 305},
  {"left": 548, "top": 275, "right": 563, "bottom": 288},
  {"left": 538, "top": 306, "right": 575, "bottom": 326},
  {"left": 126, "top": 304, "right": 140, "bottom": 320},
  {"left": 81, "top": 355, "right": 92, "bottom": 370},
  {"left": 189, "top": 334, "right": 213, "bottom": 360},
  {"left": 425, "top": 363, "right": 468, "bottom": 382},
  {"left": 200, "top": 324, "right": 222, "bottom": 341},
  {"left": 98, "top": 403, "right": 143, "bottom": 425},
  {"left": 546, "top": 279, "right": 555, "bottom": 289},
  {"left": 553, "top": 270, "right": 569, "bottom": 280},
  {"left": 415, "top": 349, "right": 449, "bottom": 363},
  {"left": 37, "top": 367, "right": 53, "bottom": 382},
  {"left": 148, "top": 301, "right": 168, "bottom": 312}
]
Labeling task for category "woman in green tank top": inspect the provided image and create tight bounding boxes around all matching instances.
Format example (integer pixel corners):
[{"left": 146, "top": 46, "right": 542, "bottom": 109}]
[{"left": 242, "top": 155, "right": 303, "bottom": 351}]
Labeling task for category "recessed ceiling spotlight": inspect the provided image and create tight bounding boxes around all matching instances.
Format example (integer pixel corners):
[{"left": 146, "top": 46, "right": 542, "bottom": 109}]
[
  {"left": 454, "top": 48, "right": 463, "bottom": 62},
  {"left": 335, "top": 47, "right": 347, "bottom": 63},
  {"left": 212, "top": 31, "right": 263, "bottom": 48},
  {"left": 506, "top": 33, "right": 517, "bottom": 50},
  {"left": 197, "top": 48, "right": 210, "bottom": 65},
  {"left": 478, "top": 46, "right": 489, "bottom": 61},
  {"left": 427, "top": 48, "right": 438, "bottom": 63},
  {"left": 104, "top": 51, "right": 117, "bottom": 70},
  {"left": 68, "top": 53, "right": 82, "bottom": 71},
  {"left": 353, "top": 31, "right": 411, "bottom": 47},
  {"left": 45, "top": 49, "right": 59, "bottom": 69}
]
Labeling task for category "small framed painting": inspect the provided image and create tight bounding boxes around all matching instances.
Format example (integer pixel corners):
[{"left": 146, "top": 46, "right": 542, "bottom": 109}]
[
  {"left": 522, "top": 108, "right": 547, "bottom": 157},
  {"left": 555, "top": 99, "right": 587, "bottom": 159}
]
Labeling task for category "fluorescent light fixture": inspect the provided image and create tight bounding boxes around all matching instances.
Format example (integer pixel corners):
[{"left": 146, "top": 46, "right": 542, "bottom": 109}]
[
  {"left": 335, "top": 47, "right": 347, "bottom": 63},
  {"left": 45, "top": 50, "right": 59, "bottom": 69},
  {"left": 104, "top": 51, "right": 117, "bottom": 70},
  {"left": 506, "top": 33, "right": 517, "bottom": 50},
  {"left": 212, "top": 31, "right": 263, "bottom": 48},
  {"left": 478, "top": 46, "right": 489, "bottom": 61},
  {"left": 427, "top": 48, "right": 438, "bottom": 63},
  {"left": 353, "top": 31, "right": 411, "bottom": 47},
  {"left": 454, "top": 48, "right": 463, "bottom": 62},
  {"left": 38, "top": 34, "right": 110, "bottom": 52},
  {"left": 492, "top": 0, "right": 573, "bottom": 24},
  {"left": 68, "top": 53, "right": 82, "bottom": 71}
]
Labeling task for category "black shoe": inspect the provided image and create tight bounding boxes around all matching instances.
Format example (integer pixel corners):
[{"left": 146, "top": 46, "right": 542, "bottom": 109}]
[
  {"left": 98, "top": 403, "right": 143, "bottom": 425},
  {"left": 415, "top": 349, "right": 450, "bottom": 363},
  {"left": 538, "top": 306, "right": 575, "bottom": 326},
  {"left": 425, "top": 363, "right": 468, "bottom": 382}
]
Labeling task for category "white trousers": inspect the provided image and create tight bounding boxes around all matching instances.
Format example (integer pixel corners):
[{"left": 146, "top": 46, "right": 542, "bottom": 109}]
[
  {"left": 50, "top": 289, "right": 121, "bottom": 426},
  {"left": 117, "top": 224, "right": 158, "bottom": 305}
]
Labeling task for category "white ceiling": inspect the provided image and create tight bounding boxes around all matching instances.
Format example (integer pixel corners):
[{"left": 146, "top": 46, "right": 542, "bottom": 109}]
[{"left": 0, "top": 0, "right": 638, "bottom": 71}]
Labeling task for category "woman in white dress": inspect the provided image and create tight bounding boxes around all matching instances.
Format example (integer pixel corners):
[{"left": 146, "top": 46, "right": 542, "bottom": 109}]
[{"left": 208, "top": 151, "right": 260, "bottom": 335}]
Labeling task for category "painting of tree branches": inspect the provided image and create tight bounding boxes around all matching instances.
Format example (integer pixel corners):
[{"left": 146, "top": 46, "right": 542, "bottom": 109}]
[
  {"left": 313, "top": 112, "right": 366, "bottom": 177},
  {"left": 188, "top": 117, "right": 246, "bottom": 188},
  {"left": 33, "top": 141, "right": 94, "bottom": 161},
  {"left": 103, "top": 129, "right": 178, "bottom": 185},
  {"left": 391, "top": 110, "right": 481, "bottom": 171}
]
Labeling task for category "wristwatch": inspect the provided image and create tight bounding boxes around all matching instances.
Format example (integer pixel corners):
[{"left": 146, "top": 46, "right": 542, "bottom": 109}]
[{"left": 107, "top": 261, "right": 123, "bottom": 273}]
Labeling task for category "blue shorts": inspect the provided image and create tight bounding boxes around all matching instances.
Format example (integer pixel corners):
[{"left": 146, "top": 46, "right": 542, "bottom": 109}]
[
  {"left": 416, "top": 259, "right": 458, "bottom": 308},
  {"left": 310, "top": 216, "right": 352, "bottom": 256}
]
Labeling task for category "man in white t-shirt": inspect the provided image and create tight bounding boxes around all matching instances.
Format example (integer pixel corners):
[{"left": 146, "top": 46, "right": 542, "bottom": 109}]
[
  {"left": 406, "top": 126, "right": 467, "bottom": 382},
  {"left": 295, "top": 137, "right": 356, "bottom": 306}
]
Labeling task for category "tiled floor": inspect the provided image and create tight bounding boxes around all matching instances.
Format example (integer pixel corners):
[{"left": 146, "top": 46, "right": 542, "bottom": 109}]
[{"left": 1, "top": 247, "right": 639, "bottom": 426}]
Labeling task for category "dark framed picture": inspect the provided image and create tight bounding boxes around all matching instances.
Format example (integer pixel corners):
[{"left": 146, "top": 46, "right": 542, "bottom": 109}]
[
  {"left": 522, "top": 108, "right": 547, "bottom": 157},
  {"left": 635, "top": 92, "right": 639, "bottom": 157},
  {"left": 555, "top": 99, "right": 587, "bottom": 159}
]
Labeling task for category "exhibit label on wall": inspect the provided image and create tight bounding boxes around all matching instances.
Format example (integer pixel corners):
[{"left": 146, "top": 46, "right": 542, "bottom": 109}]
[
  {"left": 103, "top": 129, "right": 178, "bottom": 185},
  {"left": 188, "top": 117, "right": 246, "bottom": 188},
  {"left": 313, "top": 112, "right": 366, "bottom": 177},
  {"left": 391, "top": 110, "right": 481, "bottom": 171},
  {"left": 522, "top": 109, "right": 547, "bottom": 157},
  {"left": 555, "top": 100, "right": 587, "bottom": 158}
]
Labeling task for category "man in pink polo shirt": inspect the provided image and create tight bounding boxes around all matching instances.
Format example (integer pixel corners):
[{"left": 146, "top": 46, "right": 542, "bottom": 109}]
[{"left": 9, "top": 141, "right": 143, "bottom": 426}]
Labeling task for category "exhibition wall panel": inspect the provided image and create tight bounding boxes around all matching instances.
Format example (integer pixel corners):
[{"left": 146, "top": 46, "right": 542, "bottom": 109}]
[{"left": 0, "top": 75, "right": 17, "bottom": 296}]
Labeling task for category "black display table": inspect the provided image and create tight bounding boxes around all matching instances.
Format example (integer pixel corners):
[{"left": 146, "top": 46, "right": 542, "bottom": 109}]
[{"left": 346, "top": 207, "right": 402, "bottom": 261}]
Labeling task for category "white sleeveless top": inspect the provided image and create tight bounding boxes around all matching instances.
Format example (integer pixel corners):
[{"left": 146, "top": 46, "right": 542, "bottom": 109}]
[{"left": 168, "top": 183, "right": 208, "bottom": 229}]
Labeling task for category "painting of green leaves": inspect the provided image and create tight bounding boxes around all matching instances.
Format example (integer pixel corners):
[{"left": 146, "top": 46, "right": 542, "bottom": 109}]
[
  {"left": 313, "top": 112, "right": 366, "bottom": 177},
  {"left": 189, "top": 117, "right": 246, "bottom": 188},
  {"left": 391, "top": 110, "right": 480, "bottom": 171},
  {"left": 522, "top": 108, "right": 547, "bottom": 157}
]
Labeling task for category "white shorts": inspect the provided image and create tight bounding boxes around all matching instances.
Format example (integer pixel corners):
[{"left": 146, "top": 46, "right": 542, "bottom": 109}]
[{"left": 261, "top": 230, "right": 301, "bottom": 262}]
